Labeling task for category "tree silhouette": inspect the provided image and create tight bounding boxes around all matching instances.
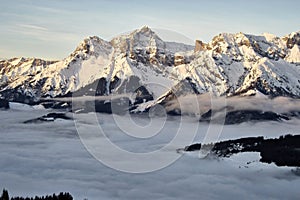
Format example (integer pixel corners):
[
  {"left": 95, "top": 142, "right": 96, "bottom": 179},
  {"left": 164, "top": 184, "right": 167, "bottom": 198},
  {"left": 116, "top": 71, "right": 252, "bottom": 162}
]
[
  {"left": 0, "top": 189, "right": 74, "bottom": 200},
  {"left": 0, "top": 189, "right": 9, "bottom": 200}
]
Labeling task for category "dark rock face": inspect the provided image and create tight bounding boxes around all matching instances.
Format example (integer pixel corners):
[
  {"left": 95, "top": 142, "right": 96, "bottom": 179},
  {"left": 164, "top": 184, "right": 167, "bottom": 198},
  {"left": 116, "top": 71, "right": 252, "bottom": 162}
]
[
  {"left": 39, "top": 101, "right": 71, "bottom": 110},
  {"left": 73, "top": 77, "right": 107, "bottom": 97},
  {"left": 69, "top": 75, "right": 153, "bottom": 114},
  {"left": 0, "top": 89, "right": 37, "bottom": 105},
  {"left": 158, "top": 77, "right": 200, "bottom": 115},
  {"left": 194, "top": 40, "right": 209, "bottom": 52},
  {"left": 114, "top": 75, "right": 140, "bottom": 94},
  {"left": 200, "top": 109, "right": 289, "bottom": 124},
  {"left": 134, "top": 85, "right": 154, "bottom": 105},
  {"left": 72, "top": 97, "right": 132, "bottom": 115},
  {"left": 24, "top": 113, "right": 72, "bottom": 123},
  {"left": 33, "top": 75, "right": 154, "bottom": 114},
  {"left": 284, "top": 32, "right": 300, "bottom": 49},
  {"left": 0, "top": 99, "right": 9, "bottom": 109},
  {"left": 183, "top": 134, "right": 300, "bottom": 167},
  {"left": 71, "top": 77, "right": 116, "bottom": 97},
  {"left": 224, "top": 110, "right": 289, "bottom": 124},
  {"left": 94, "top": 97, "right": 131, "bottom": 114}
]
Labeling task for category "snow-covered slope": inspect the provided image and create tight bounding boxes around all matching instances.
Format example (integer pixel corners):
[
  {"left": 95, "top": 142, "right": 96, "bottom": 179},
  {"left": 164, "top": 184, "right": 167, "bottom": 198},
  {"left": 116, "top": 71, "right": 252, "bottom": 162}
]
[
  {"left": 0, "top": 26, "right": 195, "bottom": 104},
  {"left": 190, "top": 31, "right": 300, "bottom": 97},
  {"left": 0, "top": 27, "right": 299, "bottom": 106},
  {"left": 0, "top": 37, "right": 114, "bottom": 101}
]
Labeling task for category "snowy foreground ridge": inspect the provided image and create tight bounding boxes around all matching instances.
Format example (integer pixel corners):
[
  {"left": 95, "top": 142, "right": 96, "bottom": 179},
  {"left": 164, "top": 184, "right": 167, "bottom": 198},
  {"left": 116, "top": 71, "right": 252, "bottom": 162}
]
[{"left": 1, "top": 26, "right": 300, "bottom": 107}]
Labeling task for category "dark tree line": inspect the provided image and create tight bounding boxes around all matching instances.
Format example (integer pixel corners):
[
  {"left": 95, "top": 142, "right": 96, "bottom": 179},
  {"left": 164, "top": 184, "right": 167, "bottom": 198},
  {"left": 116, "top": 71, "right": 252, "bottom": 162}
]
[
  {"left": 184, "top": 134, "right": 300, "bottom": 167},
  {"left": 0, "top": 189, "right": 9, "bottom": 200},
  {"left": 1, "top": 189, "right": 73, "bottom": 200}
]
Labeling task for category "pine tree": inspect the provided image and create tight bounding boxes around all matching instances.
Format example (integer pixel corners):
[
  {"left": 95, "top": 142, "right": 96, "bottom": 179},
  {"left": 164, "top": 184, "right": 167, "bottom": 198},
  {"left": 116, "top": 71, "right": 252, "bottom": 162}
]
[{"left": 0, "top": 189, "right": 9, "bottom": 200}]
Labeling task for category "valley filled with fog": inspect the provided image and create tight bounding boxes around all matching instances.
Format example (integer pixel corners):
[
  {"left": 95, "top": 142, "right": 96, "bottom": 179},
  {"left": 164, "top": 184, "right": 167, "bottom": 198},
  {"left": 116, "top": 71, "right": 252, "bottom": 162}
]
[{"left": 1, "top": 106, "right": 299, "bottom": 200}]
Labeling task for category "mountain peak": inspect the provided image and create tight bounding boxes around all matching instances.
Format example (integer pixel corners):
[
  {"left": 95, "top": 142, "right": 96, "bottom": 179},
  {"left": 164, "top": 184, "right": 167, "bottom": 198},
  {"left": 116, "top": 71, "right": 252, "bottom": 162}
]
[
  {"left": 130, "top": 25, "right": 158, "bottom": 39},
  {"left": 80, "top": 35, "right": 104, "bottom": 48},
  {"left": 140, "top": 25, "right": 152, "bottom": 32},
  {"left": 110, "top": 25, "right": 165, "bottom": 57},
  {"left": 68, "top": 35, "right": 111, "bottom": 60}
]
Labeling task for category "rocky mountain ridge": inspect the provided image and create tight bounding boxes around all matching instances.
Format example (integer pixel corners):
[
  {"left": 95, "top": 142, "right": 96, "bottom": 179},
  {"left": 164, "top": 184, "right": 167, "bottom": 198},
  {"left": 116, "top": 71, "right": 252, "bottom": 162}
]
[{"left": 0, "top": 26, "right": 299, "bottom": 112}]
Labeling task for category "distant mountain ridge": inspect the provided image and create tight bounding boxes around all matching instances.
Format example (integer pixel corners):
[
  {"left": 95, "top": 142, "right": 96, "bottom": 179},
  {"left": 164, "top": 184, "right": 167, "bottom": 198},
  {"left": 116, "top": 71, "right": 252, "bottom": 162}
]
[{"left": 0, "top": 26, "right": 299, "bottom": 110}]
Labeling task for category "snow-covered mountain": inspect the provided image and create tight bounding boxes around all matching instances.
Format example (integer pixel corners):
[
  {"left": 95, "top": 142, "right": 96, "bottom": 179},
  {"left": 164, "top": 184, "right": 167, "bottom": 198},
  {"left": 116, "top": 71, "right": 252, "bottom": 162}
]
[
  {"left": 0, "top": 26, "right": 299, "bottom": 109},
  {"left": 0, "top": 26, "right": 194, "bottom": 104},
  {"left": 192, "top": 31, "right": 300, "bottom": 97}
]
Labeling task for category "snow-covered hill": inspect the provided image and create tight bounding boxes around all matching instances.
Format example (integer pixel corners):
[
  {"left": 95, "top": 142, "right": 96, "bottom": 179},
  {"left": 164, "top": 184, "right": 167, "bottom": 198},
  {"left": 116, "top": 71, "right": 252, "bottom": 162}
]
[{"left": 0, "top": 26, "right": 299, "bottom": 108}]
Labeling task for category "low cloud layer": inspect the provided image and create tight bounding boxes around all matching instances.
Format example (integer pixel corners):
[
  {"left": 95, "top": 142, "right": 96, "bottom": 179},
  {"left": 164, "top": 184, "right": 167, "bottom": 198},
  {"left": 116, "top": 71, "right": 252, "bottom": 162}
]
[
  {"left": 0, "top": 110, "right": 300, "bottom": 199},
  {"left": 166, "top": 94, "right": 300, "bottom": 116}
]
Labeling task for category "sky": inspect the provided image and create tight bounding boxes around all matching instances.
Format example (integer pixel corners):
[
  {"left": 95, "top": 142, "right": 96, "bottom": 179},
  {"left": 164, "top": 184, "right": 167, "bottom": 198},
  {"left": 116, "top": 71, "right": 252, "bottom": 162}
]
[{"left": 1, "top": 0, "right": 300, "bottom": 60}]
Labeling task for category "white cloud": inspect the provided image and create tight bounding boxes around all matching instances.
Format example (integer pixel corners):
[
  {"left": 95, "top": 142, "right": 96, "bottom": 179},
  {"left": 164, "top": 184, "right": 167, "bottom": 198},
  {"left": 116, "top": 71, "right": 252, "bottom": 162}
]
[
  {"left": 7, "top": 23, "right": 80, "bottom": 43},
  {"left": 18, "top": 24, "right": 48, "bottom": 31}
]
